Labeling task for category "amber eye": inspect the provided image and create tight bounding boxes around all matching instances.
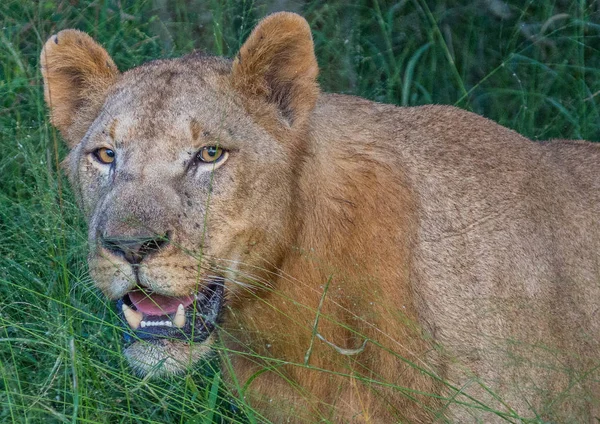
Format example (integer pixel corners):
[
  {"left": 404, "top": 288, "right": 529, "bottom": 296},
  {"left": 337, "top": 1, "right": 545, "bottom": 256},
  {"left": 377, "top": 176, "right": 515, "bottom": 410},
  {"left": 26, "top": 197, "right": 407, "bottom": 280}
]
[
  {"left": 93, "top": 147, "right": 116, "bottom": 164},
  {"left": 197, "top": 146, "right": 225, "bottom": 163}
]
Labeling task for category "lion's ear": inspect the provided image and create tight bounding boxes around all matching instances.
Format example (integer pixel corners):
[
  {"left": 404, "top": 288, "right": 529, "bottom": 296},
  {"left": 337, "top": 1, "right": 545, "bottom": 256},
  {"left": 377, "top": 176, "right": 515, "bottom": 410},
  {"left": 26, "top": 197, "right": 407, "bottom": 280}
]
[
  {"left": 231, "top": 12, "right": 319, "bottom": 130},
  {"left": 40, "top": 29, "right": 119, "bottom": 147}
]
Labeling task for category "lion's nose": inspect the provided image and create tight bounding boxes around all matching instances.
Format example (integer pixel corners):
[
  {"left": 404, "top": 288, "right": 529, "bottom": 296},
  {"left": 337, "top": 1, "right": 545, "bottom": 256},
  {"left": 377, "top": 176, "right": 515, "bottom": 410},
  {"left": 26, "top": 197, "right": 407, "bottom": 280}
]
[{"left": 100, "top": 232, "right": 170, "bottom": 264}]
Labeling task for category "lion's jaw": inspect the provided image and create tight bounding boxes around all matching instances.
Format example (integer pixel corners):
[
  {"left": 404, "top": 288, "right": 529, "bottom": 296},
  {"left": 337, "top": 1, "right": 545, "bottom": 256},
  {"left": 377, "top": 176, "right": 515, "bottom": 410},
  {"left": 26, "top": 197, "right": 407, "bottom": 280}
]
[{"left": 124, "top": 336, "right": 216, "bottom": 377}]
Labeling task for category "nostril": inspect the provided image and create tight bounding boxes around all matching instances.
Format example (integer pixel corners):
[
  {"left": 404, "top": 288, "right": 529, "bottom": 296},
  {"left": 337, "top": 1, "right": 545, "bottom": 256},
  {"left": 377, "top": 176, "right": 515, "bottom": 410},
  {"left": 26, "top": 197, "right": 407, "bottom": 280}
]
[
  {"left": 138, "top": 232, "right": 170, "bottom": 258},
  {"left": 100, "top": 231, "right": 170, "bottom": 264},
  {"left": 101, "top": 236, "right": 129, "bottom": 257}
]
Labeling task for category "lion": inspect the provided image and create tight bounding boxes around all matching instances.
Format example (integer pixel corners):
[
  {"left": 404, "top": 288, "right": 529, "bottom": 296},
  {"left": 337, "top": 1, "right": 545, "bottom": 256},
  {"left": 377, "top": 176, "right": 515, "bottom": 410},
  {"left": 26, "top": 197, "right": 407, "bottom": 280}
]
[{"left": 40, "top": 12, "right": 600, "bottom": 423}]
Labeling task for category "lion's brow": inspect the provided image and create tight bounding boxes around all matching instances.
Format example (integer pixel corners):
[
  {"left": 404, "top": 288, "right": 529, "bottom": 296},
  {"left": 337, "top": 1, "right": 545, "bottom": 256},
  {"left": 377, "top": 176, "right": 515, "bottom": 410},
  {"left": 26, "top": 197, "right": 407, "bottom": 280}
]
[
  {"left": 108, "top": 119, "right": 118, "bottom": 140},
  {"left": 190, "top": 119, "right": 202, "bottom": 141}
]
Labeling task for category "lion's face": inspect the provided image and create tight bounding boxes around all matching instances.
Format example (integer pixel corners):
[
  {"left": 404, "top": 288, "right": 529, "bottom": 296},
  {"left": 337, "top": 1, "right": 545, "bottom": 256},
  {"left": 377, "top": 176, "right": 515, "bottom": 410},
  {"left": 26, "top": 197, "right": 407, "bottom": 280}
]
[
  {"left": 41, "top": 14, "right": 318, "bottom": 375},
  {"left": 68, "top": 59, "right": 299, "bottom": 374}
]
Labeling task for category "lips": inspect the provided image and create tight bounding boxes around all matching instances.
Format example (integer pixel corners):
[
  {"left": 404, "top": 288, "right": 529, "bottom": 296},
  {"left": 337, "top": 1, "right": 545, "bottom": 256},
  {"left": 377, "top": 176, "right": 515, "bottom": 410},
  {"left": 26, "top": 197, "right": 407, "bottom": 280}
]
[{"left": 116, "top": 278, "right": 224, "bottom": 344}]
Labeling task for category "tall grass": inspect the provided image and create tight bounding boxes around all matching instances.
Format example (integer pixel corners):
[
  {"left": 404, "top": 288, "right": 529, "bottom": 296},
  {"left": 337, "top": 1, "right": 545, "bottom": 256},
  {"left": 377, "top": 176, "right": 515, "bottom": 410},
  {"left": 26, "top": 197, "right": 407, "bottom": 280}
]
[{"left": 1, "top": 0, "right": 599, "bottom": 422}]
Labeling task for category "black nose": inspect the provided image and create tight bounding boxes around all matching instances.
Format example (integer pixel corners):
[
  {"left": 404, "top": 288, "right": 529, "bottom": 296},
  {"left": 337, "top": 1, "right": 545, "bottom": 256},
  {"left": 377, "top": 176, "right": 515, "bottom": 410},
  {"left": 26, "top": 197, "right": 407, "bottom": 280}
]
[{"left": 100, "top": 232, "right": 170, "bottom": 264}]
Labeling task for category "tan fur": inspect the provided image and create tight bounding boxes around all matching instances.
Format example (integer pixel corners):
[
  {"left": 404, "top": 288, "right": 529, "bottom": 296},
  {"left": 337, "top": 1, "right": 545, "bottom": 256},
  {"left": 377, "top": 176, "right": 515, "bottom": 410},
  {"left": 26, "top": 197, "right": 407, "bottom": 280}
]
[{"left": 41, "top": 12, "right": 600, "bottom": 423}]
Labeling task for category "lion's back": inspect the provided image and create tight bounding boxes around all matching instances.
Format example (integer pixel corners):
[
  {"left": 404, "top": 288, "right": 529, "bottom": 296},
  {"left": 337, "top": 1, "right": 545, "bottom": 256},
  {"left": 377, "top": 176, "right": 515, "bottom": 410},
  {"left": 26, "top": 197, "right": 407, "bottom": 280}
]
[{"left": 313, "top": 94, "right": 600, "bottom": 420}]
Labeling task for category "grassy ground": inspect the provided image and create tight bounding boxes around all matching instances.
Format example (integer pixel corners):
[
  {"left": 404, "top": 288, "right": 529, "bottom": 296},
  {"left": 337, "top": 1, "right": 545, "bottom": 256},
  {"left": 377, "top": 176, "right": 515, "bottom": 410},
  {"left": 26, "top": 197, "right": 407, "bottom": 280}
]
[{"left": 1, "top": 0, "right": 599, "bottom": 422}]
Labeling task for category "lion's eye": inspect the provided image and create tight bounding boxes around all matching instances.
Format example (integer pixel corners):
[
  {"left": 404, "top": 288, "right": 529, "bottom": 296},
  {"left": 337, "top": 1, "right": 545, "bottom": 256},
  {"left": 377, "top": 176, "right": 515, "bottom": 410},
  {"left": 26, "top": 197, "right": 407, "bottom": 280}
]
[
  {"left": 197, "top": 146, "right": 225, "bottom": 163},
  {"left": 93, "top": 147, "right": 116, "bottom": 164}
]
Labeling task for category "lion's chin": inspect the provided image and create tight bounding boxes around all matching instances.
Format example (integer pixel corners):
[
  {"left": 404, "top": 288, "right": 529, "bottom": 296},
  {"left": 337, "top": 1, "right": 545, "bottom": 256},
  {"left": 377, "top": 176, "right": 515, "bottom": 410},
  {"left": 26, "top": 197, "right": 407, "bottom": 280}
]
[{"left": 124, "top": 336, "right": 215, "bottom": 377}]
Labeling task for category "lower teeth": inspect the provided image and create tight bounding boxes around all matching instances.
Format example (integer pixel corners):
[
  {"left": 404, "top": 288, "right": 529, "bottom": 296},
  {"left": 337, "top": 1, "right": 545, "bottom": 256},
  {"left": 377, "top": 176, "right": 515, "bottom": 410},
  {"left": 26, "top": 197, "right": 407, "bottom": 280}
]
[{"left": 140, "top": 320, "right": 173, "bottom": 328}]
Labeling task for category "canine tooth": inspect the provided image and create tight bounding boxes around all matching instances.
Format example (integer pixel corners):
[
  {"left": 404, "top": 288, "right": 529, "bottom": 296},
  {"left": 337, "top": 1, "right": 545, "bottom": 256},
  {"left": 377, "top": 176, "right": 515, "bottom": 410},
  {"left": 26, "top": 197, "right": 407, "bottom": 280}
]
[
  {"left": 174, "top": 304, "right": 186, "bottom": 328},
  {"left": 122, "top": 303, "right": 143, "bottom": 330}
]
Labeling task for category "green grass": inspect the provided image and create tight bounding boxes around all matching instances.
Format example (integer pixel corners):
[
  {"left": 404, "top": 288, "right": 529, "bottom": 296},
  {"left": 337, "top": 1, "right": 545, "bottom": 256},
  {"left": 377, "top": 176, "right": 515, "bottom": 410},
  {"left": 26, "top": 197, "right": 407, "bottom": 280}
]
[{"left": 1, "top": 0, "right": 599, "bottom": 422}]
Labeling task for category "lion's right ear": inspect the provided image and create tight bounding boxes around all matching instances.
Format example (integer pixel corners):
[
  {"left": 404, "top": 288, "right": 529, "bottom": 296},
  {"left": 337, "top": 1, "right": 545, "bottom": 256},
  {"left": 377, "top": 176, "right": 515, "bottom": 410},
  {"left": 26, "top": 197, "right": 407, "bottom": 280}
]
[
  {"left": 231, "top": 12, "right": 319, "bottom": 132},
  {"left": 40, "top": 30, "right": 119, "bottom": 147}
]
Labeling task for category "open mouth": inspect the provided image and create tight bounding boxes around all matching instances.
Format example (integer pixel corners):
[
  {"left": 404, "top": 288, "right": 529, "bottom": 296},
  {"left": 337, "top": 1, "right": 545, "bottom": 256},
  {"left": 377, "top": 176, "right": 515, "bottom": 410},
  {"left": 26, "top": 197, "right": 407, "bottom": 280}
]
[{"left": 116, "top": 278, "right": 224, "bottom": 344}]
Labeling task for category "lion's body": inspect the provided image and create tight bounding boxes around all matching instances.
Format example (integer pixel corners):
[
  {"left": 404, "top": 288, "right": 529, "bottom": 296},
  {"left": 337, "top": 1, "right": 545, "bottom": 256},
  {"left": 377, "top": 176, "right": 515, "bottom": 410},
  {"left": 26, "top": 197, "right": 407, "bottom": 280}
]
[
  {"left": 225, "top": 95, "right": 600, "bottom": 422},
  {"left": 41, "top": 13, "right": 600, "bottom": 423}
]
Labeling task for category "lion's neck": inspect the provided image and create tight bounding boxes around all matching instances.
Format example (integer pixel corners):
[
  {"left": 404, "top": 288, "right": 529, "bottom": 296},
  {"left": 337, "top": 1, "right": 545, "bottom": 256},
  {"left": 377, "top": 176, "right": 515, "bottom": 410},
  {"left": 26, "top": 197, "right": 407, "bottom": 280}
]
[{"left": 258, "top": 115, "right": 420, "bottom": 356}]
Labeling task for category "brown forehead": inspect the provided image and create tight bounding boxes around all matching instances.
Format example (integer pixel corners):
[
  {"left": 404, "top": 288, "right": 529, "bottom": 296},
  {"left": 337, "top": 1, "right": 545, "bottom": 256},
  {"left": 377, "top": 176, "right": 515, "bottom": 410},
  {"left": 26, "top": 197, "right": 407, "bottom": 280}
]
[
  {"left": 104, "top": 54, "right": 232, "bottom": 114},
  {"left": 98, "top": 56, "right": 235, "bottom": 144}
]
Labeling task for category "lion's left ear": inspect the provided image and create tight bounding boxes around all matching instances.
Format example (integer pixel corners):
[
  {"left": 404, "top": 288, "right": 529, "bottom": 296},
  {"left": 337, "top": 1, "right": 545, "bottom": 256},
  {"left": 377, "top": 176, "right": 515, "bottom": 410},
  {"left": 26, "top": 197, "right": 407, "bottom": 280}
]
[
  {"left": 41, "top": 29, "right": 119, "bottom": 147},
  {"left": 231, "top": 12, "right": 319, "bottom": 130}
]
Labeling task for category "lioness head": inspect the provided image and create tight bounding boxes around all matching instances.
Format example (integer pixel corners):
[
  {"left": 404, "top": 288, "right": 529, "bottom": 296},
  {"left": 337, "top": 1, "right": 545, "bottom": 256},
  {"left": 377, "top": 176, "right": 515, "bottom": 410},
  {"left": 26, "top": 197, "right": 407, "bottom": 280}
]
[{"left": 41, "top": 12, "right": 319, "bottom": 376}]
